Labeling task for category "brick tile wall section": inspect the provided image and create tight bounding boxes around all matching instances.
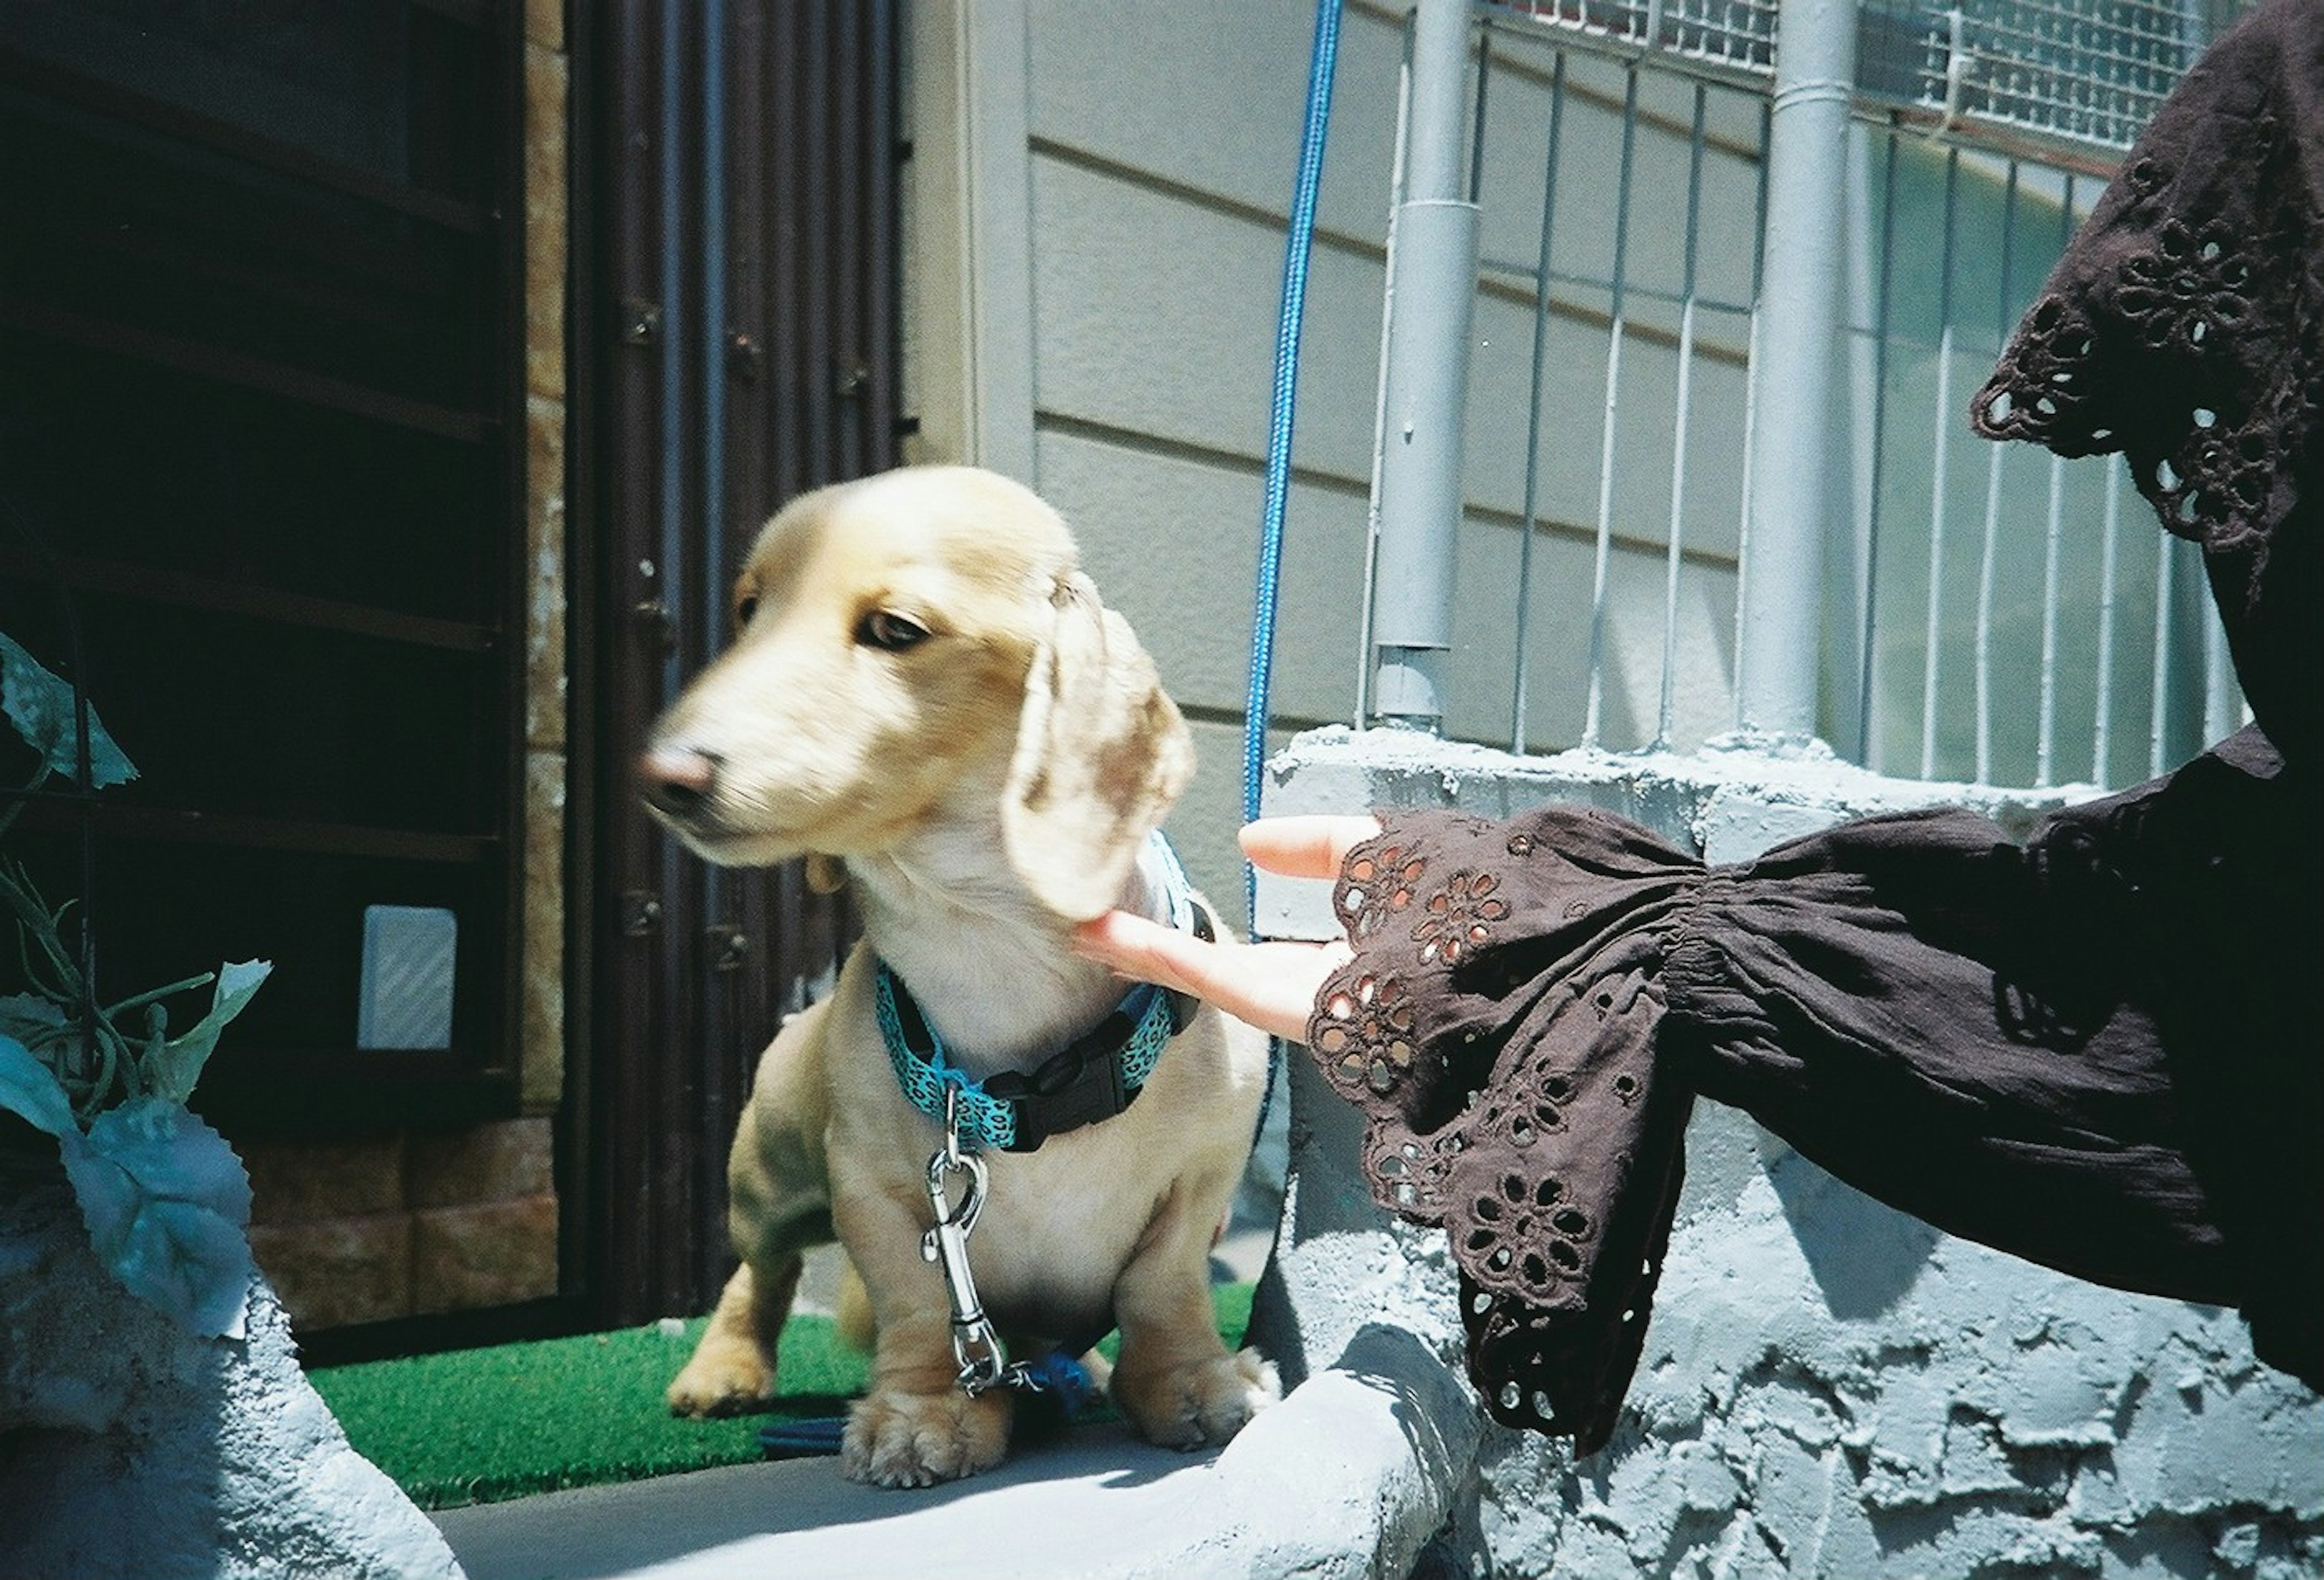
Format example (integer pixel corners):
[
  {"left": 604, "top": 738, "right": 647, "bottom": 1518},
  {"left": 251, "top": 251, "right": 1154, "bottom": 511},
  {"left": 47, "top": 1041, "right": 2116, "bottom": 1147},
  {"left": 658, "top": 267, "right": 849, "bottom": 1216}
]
[
  {"left": 519, "top": 0, "right": 571, "bottom": 1119},
  {"left": 241, "top": 1118, "right": 559, "bottom": 1331}
]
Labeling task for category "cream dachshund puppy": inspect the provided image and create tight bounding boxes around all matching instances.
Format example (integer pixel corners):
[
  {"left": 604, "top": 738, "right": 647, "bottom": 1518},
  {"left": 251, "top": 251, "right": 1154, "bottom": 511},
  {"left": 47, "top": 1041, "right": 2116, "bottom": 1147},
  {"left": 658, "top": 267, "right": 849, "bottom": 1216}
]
[{"left": 639, "top": 465, "right": 1277, "bottom": 1487}]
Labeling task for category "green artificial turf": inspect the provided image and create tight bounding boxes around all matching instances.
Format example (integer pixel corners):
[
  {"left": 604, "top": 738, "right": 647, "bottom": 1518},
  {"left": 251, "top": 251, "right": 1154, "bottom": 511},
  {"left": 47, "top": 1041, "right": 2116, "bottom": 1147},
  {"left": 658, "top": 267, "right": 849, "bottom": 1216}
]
[{"left": 313, "top": 1282, "right": 1255, "bottom": 1510}]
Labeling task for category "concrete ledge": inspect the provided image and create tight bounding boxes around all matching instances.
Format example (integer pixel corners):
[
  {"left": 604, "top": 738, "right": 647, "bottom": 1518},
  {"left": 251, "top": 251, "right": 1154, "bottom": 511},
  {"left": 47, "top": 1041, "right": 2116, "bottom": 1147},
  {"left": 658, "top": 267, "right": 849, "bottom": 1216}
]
[
  {"left": 1253, "top": 725, "right": 2092, "bottom": 938},
  {"left": 1250, "top": 724, "right": 2324, "bottom": 1579},
  {"left": 435, "top": 1334, "right": 1475, "bottom": 1580}
]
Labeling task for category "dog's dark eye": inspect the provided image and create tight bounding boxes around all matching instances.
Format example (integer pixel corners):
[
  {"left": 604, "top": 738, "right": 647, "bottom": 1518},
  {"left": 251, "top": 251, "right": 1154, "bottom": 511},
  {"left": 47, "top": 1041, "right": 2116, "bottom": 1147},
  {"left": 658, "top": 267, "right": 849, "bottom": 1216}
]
[
  {"left": 734, "top": 594, "right": 759, "bottom": 629},
  {"left": 857, "top": 610, "right": 930, "bottom": 652}
]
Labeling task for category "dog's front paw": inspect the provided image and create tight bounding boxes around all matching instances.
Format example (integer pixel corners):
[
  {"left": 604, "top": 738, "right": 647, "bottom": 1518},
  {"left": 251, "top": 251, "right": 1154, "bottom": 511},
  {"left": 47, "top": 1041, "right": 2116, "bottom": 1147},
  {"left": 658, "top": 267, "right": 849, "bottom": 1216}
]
[
  {"left": 1113, "top": 1346, "right": 1280, "bottom": 1451},
  {"left": 666, "top": 1336, "right": 776, "bottom": 1418},
  {"left": 842, "top": 1386, "right": 1011, "bottom": 1487}
]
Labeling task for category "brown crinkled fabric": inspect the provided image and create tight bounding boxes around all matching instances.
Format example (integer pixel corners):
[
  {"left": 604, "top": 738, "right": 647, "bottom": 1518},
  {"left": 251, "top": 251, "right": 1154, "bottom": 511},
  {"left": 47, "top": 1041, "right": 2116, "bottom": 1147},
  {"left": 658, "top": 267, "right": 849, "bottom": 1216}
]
[
  {"left": 1970, "top": 0, "right": 2322, "bottom": 770},
  {"left": 1306, "top": 0, "right": 2323, "bottom": 1457},
  {"left": 1308, "top": 808, "right": 1700, "bottom": 1453},
  {"left": 1314, "top": 733, "right": 2318, "bottom": 1455}
]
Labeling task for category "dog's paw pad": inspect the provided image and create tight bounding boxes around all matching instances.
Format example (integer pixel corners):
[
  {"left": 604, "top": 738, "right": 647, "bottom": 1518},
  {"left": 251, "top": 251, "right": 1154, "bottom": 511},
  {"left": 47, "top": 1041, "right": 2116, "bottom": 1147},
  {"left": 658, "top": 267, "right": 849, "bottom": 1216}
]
[
  {"left": 841, "top": 1388, "right": 1011, "bottom": 1487},
  {"left": 1118, "top": 1346, "right": 1281, "bottom": 1450},
  {"left": 666, "top": 1351, "right": 776, "bottom": 1418}
]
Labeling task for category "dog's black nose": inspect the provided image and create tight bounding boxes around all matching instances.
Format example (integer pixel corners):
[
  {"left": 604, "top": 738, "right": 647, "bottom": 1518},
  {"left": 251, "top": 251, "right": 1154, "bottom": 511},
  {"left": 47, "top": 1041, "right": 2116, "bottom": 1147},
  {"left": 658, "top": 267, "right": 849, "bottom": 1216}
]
[{"left": 640, "top": 746, "right": 721, "bottom": 821}]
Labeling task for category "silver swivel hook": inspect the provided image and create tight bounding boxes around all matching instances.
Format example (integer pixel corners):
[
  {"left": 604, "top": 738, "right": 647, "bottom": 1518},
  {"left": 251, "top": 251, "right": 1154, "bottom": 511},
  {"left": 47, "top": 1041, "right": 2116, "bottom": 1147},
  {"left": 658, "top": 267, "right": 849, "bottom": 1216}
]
[{"left": 921, "top": 1086, "right": 1021, "bottom": 1395}]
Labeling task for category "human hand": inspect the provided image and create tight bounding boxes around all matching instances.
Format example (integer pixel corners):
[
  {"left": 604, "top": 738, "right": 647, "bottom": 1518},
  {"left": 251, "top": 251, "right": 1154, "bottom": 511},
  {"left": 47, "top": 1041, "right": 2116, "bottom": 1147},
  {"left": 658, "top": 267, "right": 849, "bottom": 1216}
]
[{"left": 1070, "top": 815, "right": 1382, "bottom": 1042}]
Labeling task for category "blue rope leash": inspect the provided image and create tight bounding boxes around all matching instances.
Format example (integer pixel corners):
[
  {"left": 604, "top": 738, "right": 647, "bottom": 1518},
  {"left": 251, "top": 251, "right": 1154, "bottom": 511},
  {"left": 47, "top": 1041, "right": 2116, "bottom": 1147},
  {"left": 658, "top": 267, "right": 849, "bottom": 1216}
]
[{"left": 1244, "top": 0, "right": 1345, "bottom": 926}]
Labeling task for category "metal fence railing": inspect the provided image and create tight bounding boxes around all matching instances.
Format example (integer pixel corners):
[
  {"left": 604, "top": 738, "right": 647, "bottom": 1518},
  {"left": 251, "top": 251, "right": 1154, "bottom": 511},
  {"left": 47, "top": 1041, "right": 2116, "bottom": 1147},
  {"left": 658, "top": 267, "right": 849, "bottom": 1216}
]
[
  {"left": 1359, "top": 0, "right": 2249, "bottom": 788},
  {"left": 1496, "top": 0, "right": 1779, "bottom": 75},
  {"left": 1856, "top": 0, "right": 2244, "bottom": 152},
  {"left": 1845, "top": 122, "right": 2242, "bottom": 786}
]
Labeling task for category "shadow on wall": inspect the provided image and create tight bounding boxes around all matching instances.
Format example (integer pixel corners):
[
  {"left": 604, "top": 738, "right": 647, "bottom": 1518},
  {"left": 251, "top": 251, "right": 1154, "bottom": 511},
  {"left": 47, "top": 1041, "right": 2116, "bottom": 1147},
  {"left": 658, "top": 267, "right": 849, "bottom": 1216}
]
[{"left": 1759, "top": 1135, "right": 1942, "bottom": 1321}]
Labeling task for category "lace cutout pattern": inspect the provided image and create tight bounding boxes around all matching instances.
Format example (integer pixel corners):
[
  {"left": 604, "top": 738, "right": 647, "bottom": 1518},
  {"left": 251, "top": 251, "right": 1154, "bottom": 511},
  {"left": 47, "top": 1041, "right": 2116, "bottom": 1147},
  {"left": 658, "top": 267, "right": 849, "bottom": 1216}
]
[
  {"left": 1414, "top": 869, "right": 1509, "bottom": 965},
  {"left": 1313, "top": 970, "right": 1419, "bottom": 1098},
  {"left": 1336, "top": 842, "right": 1426, "bottom": 943},
  {"left": 1304, "top": 808, "right": 1704, "bottom": 1451},
  {"left": 1972, "top": 38, "right": 2322, "bottom": 559}
]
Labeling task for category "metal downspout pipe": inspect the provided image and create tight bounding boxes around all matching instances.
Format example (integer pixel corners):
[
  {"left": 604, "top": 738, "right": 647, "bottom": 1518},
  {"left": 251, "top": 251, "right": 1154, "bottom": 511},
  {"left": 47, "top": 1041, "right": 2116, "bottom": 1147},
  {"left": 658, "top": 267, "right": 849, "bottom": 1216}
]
[
  {"left": 1367, "top": 0, "right": 1482, "bottom": 732},
  {"left": 1734, "top": 0, "right": 1858, "bottom": 741}
]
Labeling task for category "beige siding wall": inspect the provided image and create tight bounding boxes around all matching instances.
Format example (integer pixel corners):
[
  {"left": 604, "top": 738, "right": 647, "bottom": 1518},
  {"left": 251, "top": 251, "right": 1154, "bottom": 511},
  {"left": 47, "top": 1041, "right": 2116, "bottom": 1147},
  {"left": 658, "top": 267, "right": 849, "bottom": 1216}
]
[{"left": 906, "top": 2, "right": 1768, "bottom": 919}]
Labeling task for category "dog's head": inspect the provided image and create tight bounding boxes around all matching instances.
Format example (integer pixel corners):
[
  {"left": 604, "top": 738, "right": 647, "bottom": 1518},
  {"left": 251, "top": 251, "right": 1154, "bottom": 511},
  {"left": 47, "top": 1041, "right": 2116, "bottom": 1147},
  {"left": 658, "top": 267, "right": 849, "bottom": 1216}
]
[{"left": 638, "top": 466, "right": 1193, "bottom": 922}]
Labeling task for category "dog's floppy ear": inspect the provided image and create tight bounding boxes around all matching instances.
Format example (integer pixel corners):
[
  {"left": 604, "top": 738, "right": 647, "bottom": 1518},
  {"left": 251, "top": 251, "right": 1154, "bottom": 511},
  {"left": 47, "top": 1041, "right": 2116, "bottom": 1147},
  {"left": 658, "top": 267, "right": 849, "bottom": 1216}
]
[{"left": 1002, "top": 572, "right": 1193, "bottom": 922}]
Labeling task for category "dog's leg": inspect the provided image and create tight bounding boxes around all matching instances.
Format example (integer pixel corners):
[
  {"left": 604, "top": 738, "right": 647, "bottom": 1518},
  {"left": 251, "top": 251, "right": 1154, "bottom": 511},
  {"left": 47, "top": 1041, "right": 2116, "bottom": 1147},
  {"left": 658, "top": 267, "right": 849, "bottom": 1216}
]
[
  {"left": 1108, "top": 1182, "right": 1280, "bottom": 1450},
  {"left": 666, "top": 1255, "right": 800, "bottom": 1417},
  {"left": 836, "top": 1195, "right": 1014, "bottom": 1487},
  {"left": 842, "top": 1309, "right": 1015, "bottom": 1487},
  {"left": 670, "top": 1004, "right": 833, "bottom": 1417}
]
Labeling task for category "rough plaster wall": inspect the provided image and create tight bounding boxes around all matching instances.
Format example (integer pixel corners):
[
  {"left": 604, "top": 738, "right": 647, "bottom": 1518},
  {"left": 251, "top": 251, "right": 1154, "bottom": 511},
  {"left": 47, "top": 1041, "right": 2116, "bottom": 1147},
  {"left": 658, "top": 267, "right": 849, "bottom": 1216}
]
[
  {"left": 1259, "top": 729, "right": 2323, "bottom": 1579},
  {"left": 0, "top": 1172, "right": 463, "bottom": 1580}
]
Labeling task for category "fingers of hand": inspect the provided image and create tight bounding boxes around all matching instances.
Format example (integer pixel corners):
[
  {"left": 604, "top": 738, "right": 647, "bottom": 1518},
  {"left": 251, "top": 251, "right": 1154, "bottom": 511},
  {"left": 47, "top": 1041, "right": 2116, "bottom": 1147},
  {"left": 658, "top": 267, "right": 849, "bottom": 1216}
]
[
  {"left": 1238, "top": 815, "right": 1384, "bottom": 880},
  {"left": 1069, "top": 911, "right": 1205, "bottom": 998},
  {"left": 1070, "top": 915, "right": 1352, "bottom": 1044}
]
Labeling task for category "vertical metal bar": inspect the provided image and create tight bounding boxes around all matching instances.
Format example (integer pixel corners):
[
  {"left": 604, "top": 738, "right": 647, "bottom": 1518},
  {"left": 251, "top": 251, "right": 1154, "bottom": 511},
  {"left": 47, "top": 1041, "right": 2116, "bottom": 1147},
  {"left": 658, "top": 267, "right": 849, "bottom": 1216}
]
[
  {"left": 2092, "top": 457, "right": 2124, "bottom": 783},
  {"left": 657, "top": 0, "right": 688, "bottom": 633},
  {"left": 860, "top": 0, "right": 904, "bottom": 479},
  {"left": 703, "top": 0, "right": 728, "bottom": 638},
  {"left": 2148, "top": 526, "right": 2176, "bottom": 778},
  {"left": 1919, "top": 148, "right": 1961, "bottom": 779},
  {"left": 1972, "top": 446, "right": 2002, "bottom": 784},
  {"left": 762, "top": 5, "right": 806, "bottom": 504},
  {"left": 1656, "top": 82, "right": 1710, "bottom": 749},
  {"left": 1855, "top": 121, "right": 1902, "bottom": 770},
  {"left": 2202, "top": 610, "right": 2240, "bottom": 743},
  {"left": 1468, "top": 28, "right": 1493, "bottom": 205},
  {"left": 2034, "top": 172, "right": 2075, "bottom": 789},
  {"left": 1581, "top": 65, "right": 1641, "bottom": 750},
  {"left": 1369, "top": 0, "right": 1482, "bottom": 730},
  {"left": 2035, "top": 451, "right": 2066, "bottom": 785},
  {"left": 1355, "top": 15, "right": 1417, "bottom": 729},
  {"left": 1510, "top": 51, "right": 1568, "bottom": 753},
  {"left": 1972, "top": 162, "right": 2018, "bottom": 785},
  {"left": 1728, "top": 94, "right": 1772, "bottom": 730},
  {"left": 652, "top": 0, "right": 698, "bottom": 1315},
  {"left": 1735, "top": 0, "right": 1858, "bottom": 741},
  {"left": 799, "top": 4, "right": 837, "bottom": 481}
]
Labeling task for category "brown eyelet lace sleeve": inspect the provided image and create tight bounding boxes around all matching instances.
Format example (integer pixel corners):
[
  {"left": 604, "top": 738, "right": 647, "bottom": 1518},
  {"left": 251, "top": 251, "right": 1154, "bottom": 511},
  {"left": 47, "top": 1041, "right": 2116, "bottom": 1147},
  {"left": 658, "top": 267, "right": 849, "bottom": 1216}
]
[
  {"left": 1304, "top": 807, "right": 1705, "bottom": 1452},
  {"left": 1970, "top": 0, "right": 2322, "bottom": 769}
]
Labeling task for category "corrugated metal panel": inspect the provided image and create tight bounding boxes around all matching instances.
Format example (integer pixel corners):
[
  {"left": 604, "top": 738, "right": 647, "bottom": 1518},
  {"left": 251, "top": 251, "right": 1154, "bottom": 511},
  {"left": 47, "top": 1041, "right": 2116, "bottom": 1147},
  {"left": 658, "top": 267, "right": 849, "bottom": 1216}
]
[{"left": 581, "top": 0, "right": 901, "bottom": 1328}]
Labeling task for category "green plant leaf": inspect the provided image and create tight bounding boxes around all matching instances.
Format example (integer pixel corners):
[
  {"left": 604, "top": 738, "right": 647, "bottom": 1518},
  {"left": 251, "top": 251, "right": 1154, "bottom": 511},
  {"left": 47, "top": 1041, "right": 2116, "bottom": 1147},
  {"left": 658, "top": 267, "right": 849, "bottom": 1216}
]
[
  {"left": 148, "top": 959, "right": 272, "bottom": 1104},
  {"left": 0, "top": 1031, "right": 78, "bottom": 1139},
  {"left": 0, "top": 994, "right": 68, "bottom": 1051},
  {"left": 0, "top": 631, "right": 137, "bottom": 788},
  {"left": 65, "top": 1096, "right": 253, "bottom": 1340}
]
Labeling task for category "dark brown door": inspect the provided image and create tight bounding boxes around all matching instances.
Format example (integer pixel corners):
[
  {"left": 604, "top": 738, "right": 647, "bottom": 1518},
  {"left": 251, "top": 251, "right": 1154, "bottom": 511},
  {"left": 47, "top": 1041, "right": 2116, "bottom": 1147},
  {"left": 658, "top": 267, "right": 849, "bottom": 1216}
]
[{"left": 572, "top": 0, "right": 904, "bottom": 1327}]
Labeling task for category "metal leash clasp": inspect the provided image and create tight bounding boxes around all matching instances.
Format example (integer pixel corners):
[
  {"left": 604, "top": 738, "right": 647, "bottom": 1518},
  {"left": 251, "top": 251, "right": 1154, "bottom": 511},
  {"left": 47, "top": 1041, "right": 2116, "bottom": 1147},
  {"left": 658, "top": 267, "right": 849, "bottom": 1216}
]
[{"left": 921, "top": 1087, "right": 1022, "bottom": 1396}]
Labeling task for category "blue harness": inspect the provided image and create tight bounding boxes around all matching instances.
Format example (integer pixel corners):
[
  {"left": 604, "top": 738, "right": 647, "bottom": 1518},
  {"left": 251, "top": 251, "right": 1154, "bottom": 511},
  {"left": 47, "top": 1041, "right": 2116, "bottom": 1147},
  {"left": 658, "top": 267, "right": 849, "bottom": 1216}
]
[{"left": 873, "top": 833, "right": 1210, "bottom": 1153}]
